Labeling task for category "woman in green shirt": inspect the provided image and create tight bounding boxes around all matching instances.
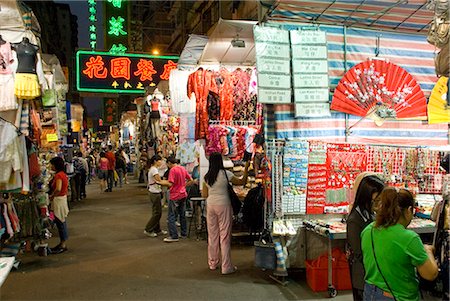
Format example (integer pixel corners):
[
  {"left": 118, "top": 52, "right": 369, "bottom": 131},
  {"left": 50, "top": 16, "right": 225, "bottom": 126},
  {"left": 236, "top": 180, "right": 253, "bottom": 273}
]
[{"left": 361, "top": 187, "right": 438, "bottom": 301}]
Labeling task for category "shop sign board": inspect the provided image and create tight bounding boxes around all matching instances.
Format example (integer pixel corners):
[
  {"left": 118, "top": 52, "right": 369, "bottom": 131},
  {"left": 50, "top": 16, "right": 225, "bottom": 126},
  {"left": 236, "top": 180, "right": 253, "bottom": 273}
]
[
  {"left": 291, "top": 45, "right": 328, "bottom": 59},
  {"left": 295, "top": 103, "right": 330, "bottom": 117},
  {"left": 294, "top": 74, "right": 329, "bottom": 88},
  {"left": 76, "top": 50, "right": 179, "bottom": 94},
  {"left": 103, "top": 98, "right": 118, "bottom": 125},
  {"left": 294, "top": 88, "right": 329, "bottom": 103},
  {"left": 254, "top": 25, "right": 292, "bottom": 104},
  {"left": 291, "top": 30, "right": 327, "bottom": 45},
  {"left": 254, "top": 26, "right": 290, "bottom": 44},
  {"left": 255, "top": 43, "right": 290, "bottom": 59},
  {"left": 258, "top": 73, "right": 291, "bottom": 89},
  {"left": 259, "top": 88, "right": 292, "bottom": 104},
  {"left": 256, "top": 58, "right": 291, "bottom": 74},
  {"left": 291, "top": 29, "right": 330, "bottom": 117},
  {"left": 292, "top": 60, "right": 328, "bottom": 74}
]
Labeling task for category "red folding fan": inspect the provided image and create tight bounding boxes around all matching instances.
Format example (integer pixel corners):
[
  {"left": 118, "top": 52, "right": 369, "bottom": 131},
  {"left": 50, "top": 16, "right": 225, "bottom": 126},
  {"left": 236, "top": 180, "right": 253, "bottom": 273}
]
[{"left": 331, "top": 59, "right": 427, "bottom": 119}]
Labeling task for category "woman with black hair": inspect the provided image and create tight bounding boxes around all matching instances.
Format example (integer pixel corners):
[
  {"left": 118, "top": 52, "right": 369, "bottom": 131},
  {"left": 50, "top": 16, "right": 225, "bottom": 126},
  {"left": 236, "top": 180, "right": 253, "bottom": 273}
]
[
  {"left": 49, "top": 157, "right": 69, "bottom": 254},
  {"left": 346, "top": 173, "right": 385, "bottom": 300},
  {"left": 361, "top": 187, "right": 438, "bottom": 301},
  {"left": 202, "top": 152, "right": 249, "bottom": 275}
]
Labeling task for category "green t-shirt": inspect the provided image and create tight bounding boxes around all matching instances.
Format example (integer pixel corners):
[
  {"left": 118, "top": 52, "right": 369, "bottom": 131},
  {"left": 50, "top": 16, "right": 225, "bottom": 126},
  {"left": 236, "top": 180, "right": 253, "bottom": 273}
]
[{"left": 361, "top": 222, "right": 429, "bottom": 301}]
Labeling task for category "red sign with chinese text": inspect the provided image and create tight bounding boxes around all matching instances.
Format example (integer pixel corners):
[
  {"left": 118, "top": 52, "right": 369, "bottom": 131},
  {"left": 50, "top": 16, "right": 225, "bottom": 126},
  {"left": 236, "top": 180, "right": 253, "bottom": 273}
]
[{"left": 77, "top": 51, "right": 179, "bottom": 94}]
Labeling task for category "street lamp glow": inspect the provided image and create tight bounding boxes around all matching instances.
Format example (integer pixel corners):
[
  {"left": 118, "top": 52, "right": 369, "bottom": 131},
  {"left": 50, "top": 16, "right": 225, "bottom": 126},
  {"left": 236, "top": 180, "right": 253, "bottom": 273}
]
[{"left": 152, "top": 49, "right": 159, "bottom": 55}]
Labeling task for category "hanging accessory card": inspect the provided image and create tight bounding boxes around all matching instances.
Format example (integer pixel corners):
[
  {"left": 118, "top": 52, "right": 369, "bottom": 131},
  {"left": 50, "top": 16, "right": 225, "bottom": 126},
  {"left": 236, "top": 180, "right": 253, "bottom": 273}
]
[
  {"left": 291, "top": 29, "right": 330, "bottom": 117},
  {"left": 254, "top": 26, "right": 292, "bottom": 104}
]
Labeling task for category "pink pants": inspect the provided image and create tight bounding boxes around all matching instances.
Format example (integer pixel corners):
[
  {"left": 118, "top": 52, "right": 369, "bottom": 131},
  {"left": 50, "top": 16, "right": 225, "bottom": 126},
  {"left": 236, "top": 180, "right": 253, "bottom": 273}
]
[{"left": 206, "top": 204, "right": 233, "bottom": 273}]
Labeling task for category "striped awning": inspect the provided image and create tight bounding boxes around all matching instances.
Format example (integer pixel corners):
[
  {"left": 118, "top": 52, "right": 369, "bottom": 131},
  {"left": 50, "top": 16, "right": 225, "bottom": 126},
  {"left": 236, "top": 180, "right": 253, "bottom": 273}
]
[{"left": 267, "top": 0, "right": 434, "bottom": 35}]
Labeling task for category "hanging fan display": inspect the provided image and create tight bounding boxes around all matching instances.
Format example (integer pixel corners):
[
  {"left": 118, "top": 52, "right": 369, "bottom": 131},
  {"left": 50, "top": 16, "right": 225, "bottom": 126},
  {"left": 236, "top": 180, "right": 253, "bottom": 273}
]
[
  {"left": 331, "top": 59, "right": 427, "bottom": 119},
  {"left": 428, "top": 76, "right": 450, "bottom": 124}
]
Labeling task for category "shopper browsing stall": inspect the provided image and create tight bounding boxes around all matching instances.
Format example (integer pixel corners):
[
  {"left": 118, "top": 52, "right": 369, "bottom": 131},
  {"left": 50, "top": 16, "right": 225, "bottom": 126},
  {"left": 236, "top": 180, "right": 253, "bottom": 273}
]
[
  {"left": 361, "top": 187, "right": 438, "bottom": 301},
  {"left": 105, "top": 146, "right": 116, "bottom": 192},
  {"left": 49, "top": 157, "right": 69, "bottom": 254},
  {"left": 202, "top": 153, "right": 249, "bottom": 275},
  {"left": 157, "top": 156, "right": 195, "bottom": 242},
  {"left": 144, "top": 155, "right": 167, "bottom": 237},
  {"left": 98, "top": 152, "right": 109, "bottom": 193},
  {"left": 346, "top": 173, "right": 385, "bottom": 301}
]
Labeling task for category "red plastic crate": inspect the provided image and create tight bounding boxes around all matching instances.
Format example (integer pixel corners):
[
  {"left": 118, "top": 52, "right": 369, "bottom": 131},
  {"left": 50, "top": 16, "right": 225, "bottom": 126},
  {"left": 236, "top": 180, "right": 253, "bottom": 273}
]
[
  {"left": 305, "top": 260, "right": 328, "bottom": 292},
  {"left": 305, "top": 249, "right": 352, "bottom": 292}
]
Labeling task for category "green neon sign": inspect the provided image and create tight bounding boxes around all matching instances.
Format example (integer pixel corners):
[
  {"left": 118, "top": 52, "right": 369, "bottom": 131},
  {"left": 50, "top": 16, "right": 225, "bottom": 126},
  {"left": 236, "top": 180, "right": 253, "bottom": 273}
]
[
  {"left": 108, "top": 0, "right": 124, "bottom": 9},
  {"left": 108, "top": 16, "right": 127, "bottom": 36}
]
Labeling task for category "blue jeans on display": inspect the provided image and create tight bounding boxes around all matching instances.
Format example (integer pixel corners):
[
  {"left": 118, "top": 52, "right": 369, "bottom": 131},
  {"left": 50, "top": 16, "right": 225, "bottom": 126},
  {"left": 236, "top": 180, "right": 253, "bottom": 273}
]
[
  {"left": 168, "top": 198, "right": 187, "bottom": 239},
  {"left": 363, "top": 283, "right": 394, "bottom": 301},
  {"left": 55, "top": 217, "right": 69, "bottom": 242}
]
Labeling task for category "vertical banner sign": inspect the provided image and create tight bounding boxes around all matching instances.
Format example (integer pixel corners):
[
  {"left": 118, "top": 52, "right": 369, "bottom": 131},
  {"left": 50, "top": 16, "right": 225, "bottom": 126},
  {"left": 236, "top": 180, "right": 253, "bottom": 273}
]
[
  {"left": 254, "top": 26, "right": 292, "bottom": 104},
  {"left": 291, "top": 30, "right": 330, "bottom": 117},
  {"left": 105, "top": 0, "right": 128, "bottom": 54},
  {"left": 104, "top": 98, "right": 118, "bottom": 125},
  {"left": 88, "top": 0, "right": 97, "bottom": 50}
]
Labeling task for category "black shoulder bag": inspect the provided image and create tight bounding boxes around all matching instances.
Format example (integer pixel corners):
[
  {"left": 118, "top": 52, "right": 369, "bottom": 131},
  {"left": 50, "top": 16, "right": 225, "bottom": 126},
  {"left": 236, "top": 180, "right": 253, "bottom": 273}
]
[
  {"left": 224, "top": 170, "right": 242, "bottom": 215},
  {"left": 371, "top": 227, "right": 397, "bottom": 301}
]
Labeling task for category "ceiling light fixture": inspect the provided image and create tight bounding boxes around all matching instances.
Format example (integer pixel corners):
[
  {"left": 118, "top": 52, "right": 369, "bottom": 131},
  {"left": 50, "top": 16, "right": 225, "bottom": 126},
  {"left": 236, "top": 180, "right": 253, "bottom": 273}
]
[{"left": 231, "top": 34, "right": 245, "bottom": 48}]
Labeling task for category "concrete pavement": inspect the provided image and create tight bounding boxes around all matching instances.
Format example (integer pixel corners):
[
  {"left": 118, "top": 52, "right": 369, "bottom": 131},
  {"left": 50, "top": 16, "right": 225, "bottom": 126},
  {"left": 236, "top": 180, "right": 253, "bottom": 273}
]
[{"left": 1, "top": 179, "right": 352, "bottom": 300}]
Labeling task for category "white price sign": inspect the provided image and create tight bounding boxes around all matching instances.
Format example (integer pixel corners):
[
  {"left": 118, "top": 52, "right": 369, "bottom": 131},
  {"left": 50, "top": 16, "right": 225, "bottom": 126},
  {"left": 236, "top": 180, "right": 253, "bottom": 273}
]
[{"left": 292, "top": 45, "right": 328, "bottom": 59}]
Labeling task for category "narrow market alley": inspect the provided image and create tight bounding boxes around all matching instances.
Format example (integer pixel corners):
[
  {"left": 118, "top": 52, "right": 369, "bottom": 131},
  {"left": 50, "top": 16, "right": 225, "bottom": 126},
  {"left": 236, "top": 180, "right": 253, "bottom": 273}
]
[{"left": 1, "top": 179, "right": 352, "bottom": 301}]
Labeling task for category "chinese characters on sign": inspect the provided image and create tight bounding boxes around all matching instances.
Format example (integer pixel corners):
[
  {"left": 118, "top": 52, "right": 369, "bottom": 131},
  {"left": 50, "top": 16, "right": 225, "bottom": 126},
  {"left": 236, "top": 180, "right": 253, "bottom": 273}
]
[
  {"left": 291, "top": 30, "right": 330, "bottom": 117},
  {"left": 106, "top": 0, "right": 128, "bottom": 54},
  {"left": 104, "top": 98, "right": 118, "bottom": 125},
  {"left": 254, "top": 26, "right": 292, "bottom": 104},
  {"left": 108, "top": 16, "right": 127, "bottom": 36},
  {"left": 88, "top": 0, "right": 97, "bottom": 50},
  {"left": 76, "top": 51, "right": 179, "bottom": 93}
]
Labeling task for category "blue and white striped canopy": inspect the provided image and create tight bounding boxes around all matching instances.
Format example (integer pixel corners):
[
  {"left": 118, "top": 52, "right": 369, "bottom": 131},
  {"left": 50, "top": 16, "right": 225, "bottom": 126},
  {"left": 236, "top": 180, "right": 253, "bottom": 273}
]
[{"left": 266, "top": 0, "right": 434, "bottom": 35}]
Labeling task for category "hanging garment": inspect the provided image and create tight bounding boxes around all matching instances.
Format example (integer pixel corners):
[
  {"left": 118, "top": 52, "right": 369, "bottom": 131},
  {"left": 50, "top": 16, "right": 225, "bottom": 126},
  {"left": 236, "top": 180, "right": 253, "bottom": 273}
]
[
  {"left": 0, "top": 43, "right": 18, "bottom": 111},
  {"left": 19, "top": 99, "right": 29, "bottom": 136},
  {"left": 178, "top": 113, "right": 196, "bottom": 143},
  {"left": 188, "top": 68, "right": 209, "bottom": 139},
  {"left": 0, "top": 120, "right": 22, "bottom": 184},
  {"left": 218, "top": 68, "right": 233, "bottom": 121},
  {"left": 207, "top": 91, "right": 220, "bottom": 121},
  {"left": 170, "top": 69, "right": 195, "bottom": 114},
  {"left": 232, "top": 68, "right": 252, "bottom": 121}
]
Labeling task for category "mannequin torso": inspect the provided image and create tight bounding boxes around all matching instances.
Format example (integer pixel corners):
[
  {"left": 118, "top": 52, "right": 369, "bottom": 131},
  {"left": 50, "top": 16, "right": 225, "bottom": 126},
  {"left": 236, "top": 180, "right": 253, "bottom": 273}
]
[{"left": 12, "top": 38, "right": 38, "bottom": 74}]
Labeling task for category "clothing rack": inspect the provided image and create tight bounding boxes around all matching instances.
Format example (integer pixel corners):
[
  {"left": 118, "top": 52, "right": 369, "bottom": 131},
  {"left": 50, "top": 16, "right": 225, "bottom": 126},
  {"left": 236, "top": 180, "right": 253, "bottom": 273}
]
[{"left": 209, "top": 120, "right": 256, "bottom": 125}]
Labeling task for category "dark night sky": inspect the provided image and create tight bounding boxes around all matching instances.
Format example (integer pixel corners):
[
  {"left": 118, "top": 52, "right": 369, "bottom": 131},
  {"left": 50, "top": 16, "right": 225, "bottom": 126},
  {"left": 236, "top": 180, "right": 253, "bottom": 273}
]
[
  {"left": 55, "top": 0, "right": 104, "bottom": 50},
  {"left": 55, "top": 0, "right": 105, "bottom": 118}
]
